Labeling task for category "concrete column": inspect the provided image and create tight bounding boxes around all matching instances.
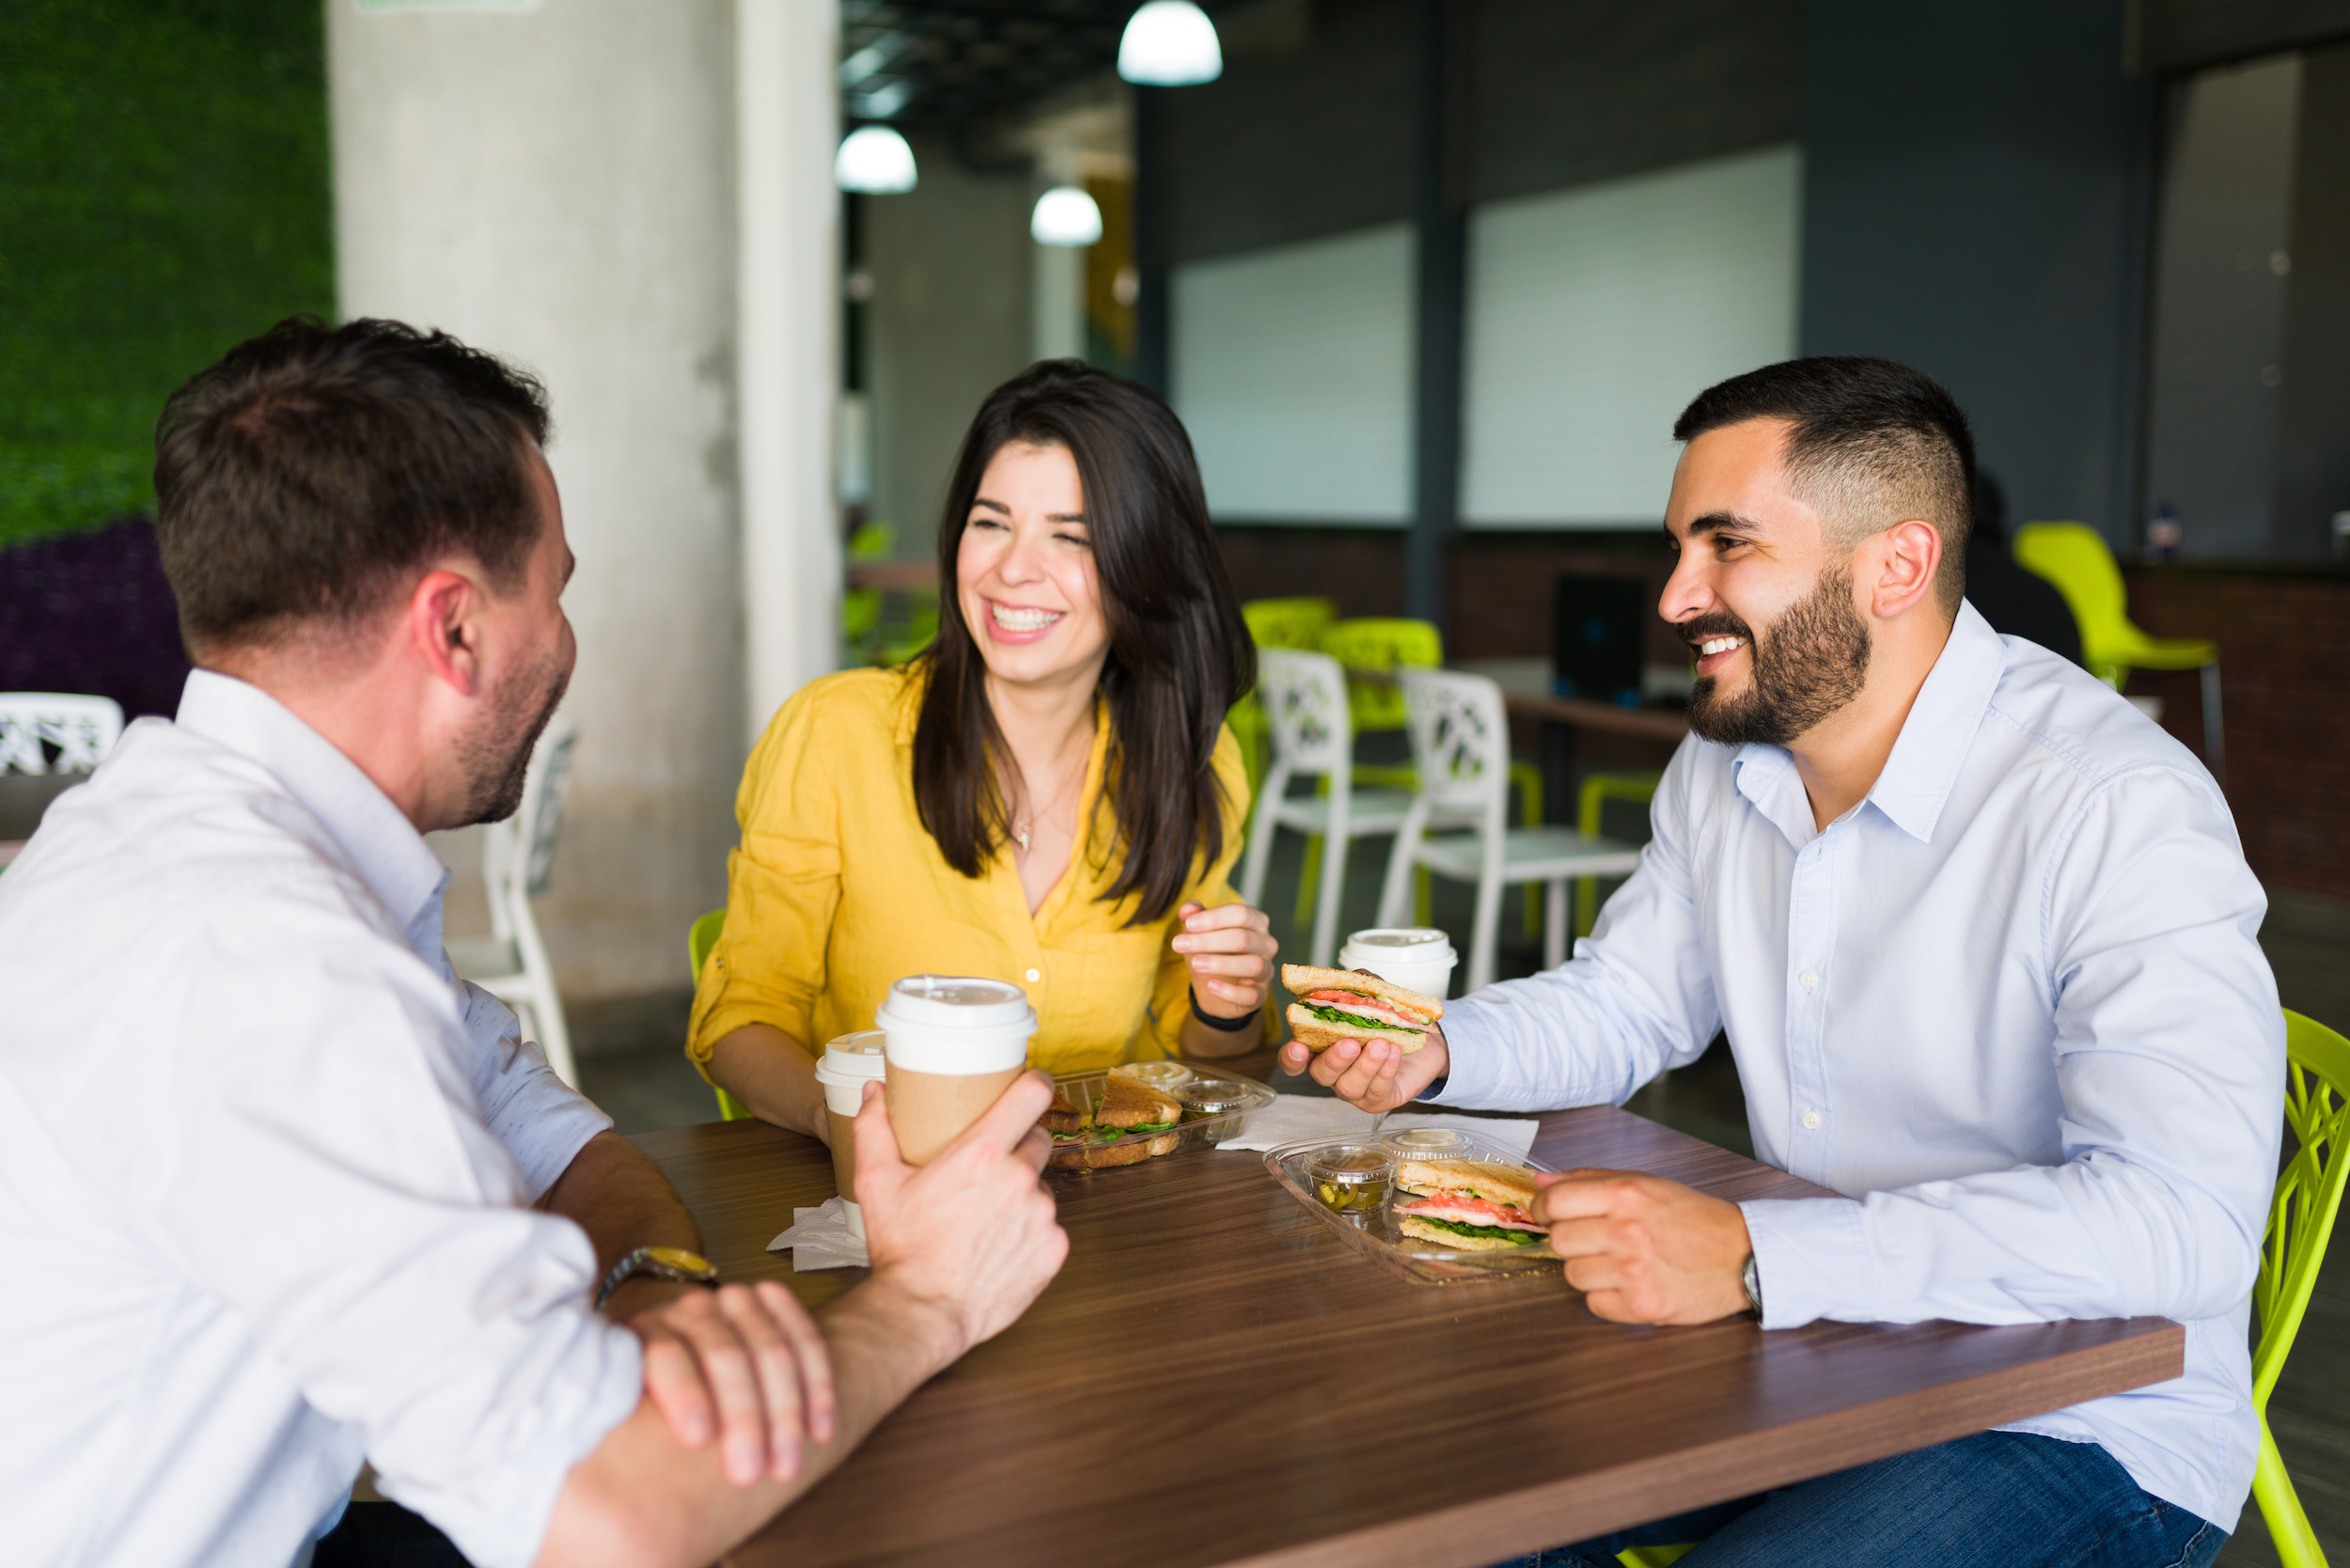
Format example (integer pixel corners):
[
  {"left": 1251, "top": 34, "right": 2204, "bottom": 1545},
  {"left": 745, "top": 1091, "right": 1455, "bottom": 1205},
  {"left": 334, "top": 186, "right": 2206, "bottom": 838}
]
[
  {"left": 738, "top": 0, "right": 842, "bottom": 741},
  {"left": 331, "top": 0, "right": 806, "bottom": 1003}
]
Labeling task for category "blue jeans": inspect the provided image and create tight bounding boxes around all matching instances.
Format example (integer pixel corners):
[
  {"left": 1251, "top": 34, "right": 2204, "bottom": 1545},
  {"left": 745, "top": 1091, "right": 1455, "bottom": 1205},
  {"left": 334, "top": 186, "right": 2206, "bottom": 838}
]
[{"left": 1508, "top": 1431, "right": 2226, "bottom": 1568}]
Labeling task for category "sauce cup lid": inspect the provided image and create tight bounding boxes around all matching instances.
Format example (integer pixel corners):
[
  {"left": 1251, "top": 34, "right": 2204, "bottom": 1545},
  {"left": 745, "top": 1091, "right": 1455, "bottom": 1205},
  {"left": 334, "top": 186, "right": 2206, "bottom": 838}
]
[
  {"left": 1110, "top": 1060, "right": 1195, "bottom": 1090},
  {"left": 1378, "top": 1126, "right": 1477, "bottom": 1161},
  {"left": 1305, "top": 1142, "right": 1397, "bottom": 1184}
]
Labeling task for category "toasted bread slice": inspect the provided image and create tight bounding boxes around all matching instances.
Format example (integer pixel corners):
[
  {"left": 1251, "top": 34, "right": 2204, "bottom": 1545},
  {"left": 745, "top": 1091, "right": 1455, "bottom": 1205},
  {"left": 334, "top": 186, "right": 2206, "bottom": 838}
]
[
  {"left": 1043, "top": 1084, "right": 1093, "bottom": 1135},
  {"left": 1394, "top": 1157, "right": 1541, "bottom": 1211},
  {"left": 1398, "top": 1214, "right": 1544, "bottom": 1252},
  {"left": 1095, "top": 1074, "right": 1182, "bottom": 1130}
]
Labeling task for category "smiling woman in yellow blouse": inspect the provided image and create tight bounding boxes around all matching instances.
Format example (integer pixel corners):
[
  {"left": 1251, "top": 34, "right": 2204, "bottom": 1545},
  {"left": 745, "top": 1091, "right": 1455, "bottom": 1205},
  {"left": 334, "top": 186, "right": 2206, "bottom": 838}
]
[{"left": 688, "top": 360, "right": 1278, "bottom": 1137}]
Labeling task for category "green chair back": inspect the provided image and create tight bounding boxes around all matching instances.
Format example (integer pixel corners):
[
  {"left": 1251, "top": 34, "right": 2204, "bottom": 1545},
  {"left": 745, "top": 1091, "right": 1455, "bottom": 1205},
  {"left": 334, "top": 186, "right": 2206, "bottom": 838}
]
[
  {"left": 2248, "top": 1011, "right": 2350, "bottom": 1568},
  {"left": 1243, "top": 596, "right": 1338, "bottom": 651},
  {"left": 2013, "top": 523, "right": 2217, "bottom": 683},
  {"left": 687, "top": 909, "right": 751, "bottom": 1121},
  {"left": 1320, "top": 617, "right": 1442, "bottom": 735}
]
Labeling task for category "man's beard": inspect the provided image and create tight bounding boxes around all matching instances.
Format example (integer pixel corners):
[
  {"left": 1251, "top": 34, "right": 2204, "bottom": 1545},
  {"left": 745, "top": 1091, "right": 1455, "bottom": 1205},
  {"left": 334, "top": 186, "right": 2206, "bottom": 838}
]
[
  {"left": 457, "top": 649, "right": 571, "bottom": 827},
  {"left": 1684, "top": 562, "right": 1872, "bottom": 747}
]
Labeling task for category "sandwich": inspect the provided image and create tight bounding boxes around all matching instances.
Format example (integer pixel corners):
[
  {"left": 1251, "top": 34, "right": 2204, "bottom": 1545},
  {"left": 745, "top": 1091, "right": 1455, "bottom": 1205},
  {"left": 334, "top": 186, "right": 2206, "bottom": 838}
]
[
  {"left": 1046, "top": 1074, "right": 1184, "bottom": 1168},
  {"left": 1391, "top": 1158, "right": 1547, "bottom": 1251},
  {"left": 1282, "top": 964, "right": 1442, "bottom": 1054}
]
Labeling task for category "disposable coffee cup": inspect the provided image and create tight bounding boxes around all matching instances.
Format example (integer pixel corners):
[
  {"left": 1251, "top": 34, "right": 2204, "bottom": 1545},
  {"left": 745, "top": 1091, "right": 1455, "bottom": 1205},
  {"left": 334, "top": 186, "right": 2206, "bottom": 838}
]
[
  {"left": 1337, "top": 928, "right": 1458, "bottom": 999},
  {"left": 877, "top": 976, "right": 1038, "bottom": 1167},
  {"left": 812, "top": 1029, "right": 888, "bottom": 1237}
]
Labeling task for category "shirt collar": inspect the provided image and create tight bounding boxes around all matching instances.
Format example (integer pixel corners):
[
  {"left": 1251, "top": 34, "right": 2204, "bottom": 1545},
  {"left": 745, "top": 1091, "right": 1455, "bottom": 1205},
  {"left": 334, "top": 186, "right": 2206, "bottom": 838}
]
[
  {"left": 1863, "top": 600, "right": 2006, "bottom": 842},
  {"left": 1729, "top": 600, "right": 2008, "bottom": 847},
  {"left": 174, "top": 669, "right": 451, "bottom": 957}
]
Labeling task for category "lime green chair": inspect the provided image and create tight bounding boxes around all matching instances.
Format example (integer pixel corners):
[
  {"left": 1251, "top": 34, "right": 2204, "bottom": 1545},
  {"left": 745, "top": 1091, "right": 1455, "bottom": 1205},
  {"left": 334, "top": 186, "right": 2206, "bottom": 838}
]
[
  {"left": 1575, "top": 771, "right": 1663, "bottom": 937},
  {"left": 688, "top": 909, "right": 751, "bottom": 1122},
  {"left": 2013, "top": 523, "right": 2224, "bottom": 781},
  {"left": 1617, "top": 1010, "right": 2349, "bottom": 1568},
  {"left": 2249, "top": 1010, "right": 2350, "bottom": 1568},
  {"left": 1232, "top": 599, "right": 1340, "bottom": 793}
]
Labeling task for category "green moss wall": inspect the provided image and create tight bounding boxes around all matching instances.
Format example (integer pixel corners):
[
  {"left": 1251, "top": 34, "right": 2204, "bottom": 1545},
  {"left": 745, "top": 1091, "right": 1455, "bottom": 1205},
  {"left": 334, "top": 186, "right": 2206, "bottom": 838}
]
[{"left": 0, "top": 0, "right": 333, "bottom": 546}]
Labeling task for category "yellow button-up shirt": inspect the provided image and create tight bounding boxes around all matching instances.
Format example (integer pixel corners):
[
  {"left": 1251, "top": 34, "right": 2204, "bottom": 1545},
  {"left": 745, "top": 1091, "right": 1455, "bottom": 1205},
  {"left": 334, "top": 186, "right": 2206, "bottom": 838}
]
[{"left": 687, "top": 666, "right": 1251, "bottom": 1076}]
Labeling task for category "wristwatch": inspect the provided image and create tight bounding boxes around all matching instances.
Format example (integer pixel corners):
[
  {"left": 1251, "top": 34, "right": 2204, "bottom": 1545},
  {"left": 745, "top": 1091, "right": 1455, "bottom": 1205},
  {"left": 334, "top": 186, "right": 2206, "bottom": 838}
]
[
  {"left": 596, "top": 1245, "right": 720, "bottom": 1310},
  {"left": 1741, "top": 1253, "right": 1764, "bottom": 1320}
]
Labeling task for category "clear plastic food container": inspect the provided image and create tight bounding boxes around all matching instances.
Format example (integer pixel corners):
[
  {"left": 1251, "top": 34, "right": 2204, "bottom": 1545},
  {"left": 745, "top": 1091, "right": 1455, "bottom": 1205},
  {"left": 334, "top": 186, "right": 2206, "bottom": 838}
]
[
  {"left": 1264, "top": 1130, "right": 1560, "bottom": 1285},
  {"left": 1044, "top": 1066, "right": 1274, "bottom": 1172}
]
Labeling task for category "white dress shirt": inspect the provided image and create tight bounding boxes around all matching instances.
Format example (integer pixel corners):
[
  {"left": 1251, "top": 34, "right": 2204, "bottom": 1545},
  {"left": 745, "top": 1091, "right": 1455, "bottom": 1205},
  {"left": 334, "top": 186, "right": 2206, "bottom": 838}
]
[
  {"left": 0, "top": 671, "right": 643, "bottom": 1568},
  {"left": 1432, "top": 603, "right": 2282, "bottom": 1530}
]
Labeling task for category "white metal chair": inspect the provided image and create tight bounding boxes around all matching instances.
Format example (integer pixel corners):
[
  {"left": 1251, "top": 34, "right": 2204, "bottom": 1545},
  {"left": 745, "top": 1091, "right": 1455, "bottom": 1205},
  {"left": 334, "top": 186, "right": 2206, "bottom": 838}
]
[
  {"left": 0, "top": 693, "right": 124, "bottom": 775},
  {"left": 1378, "top": 670, "right": 1644, "bottom": 992},
  {"left": 447, "top": 715, "right": 580, "bottom": 1086},
  {"left": 1238, "top": 649, "right": 1424, "bottom": 968}
]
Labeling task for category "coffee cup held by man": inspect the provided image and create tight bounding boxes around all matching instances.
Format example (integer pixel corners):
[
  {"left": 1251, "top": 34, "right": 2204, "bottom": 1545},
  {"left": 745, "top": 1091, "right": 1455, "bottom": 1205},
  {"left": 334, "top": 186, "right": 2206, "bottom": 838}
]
[
  {"left": 1287, "top": 357, "right": 2280, "bottom": 1567},
  {"left": 0, "top": 317, "right": 1068, "bottom": 1568}
]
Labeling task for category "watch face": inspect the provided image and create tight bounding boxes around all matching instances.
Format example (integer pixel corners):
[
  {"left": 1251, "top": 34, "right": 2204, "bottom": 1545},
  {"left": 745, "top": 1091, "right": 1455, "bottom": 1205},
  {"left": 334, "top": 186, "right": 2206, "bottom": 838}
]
[{"left": 645, "top": 1246, "right": 714, "bottom": 1277}]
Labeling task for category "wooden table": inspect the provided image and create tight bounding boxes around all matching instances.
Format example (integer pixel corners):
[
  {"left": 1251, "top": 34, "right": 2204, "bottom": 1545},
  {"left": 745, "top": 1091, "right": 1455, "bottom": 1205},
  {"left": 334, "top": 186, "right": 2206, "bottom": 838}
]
[{"left": 629, "top": 1093, "right": 2179, "bottom": 1568}]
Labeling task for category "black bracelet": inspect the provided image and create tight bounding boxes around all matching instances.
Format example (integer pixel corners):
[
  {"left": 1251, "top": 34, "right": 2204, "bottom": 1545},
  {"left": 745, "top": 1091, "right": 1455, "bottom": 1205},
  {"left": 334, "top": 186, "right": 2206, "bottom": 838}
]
[{"left": 1188, "top": 986, "right": 1260, "bottom": 1033}]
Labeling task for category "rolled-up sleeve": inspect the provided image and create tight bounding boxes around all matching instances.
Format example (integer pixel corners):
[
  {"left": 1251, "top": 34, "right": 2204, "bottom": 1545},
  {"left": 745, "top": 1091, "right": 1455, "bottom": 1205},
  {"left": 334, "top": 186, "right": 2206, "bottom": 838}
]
[
  {"left": 153, "top": 909, "right": 643, "bottom": 1568},
  {"left": 1742, "top": 767, "right": 2281, "bottom": 1330},
  {"left": 687, "top": 684, "right": 844, "bottom": 1074},
  {"left": 458, "top": 979, "right": 610, "bottom": 1200}
]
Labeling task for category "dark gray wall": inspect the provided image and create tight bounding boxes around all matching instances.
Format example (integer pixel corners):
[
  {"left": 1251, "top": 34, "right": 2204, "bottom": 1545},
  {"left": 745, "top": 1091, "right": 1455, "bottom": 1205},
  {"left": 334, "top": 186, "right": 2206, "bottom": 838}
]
[
  {"left": 1801, "top": 0, "right": 2159, "bottom": 544},
  {"left": 1158, "top": 0, "right": 1802, "bottom": 265},
  {"left": 2275, "top": 42, "right": 2350, "bottom": 556}
]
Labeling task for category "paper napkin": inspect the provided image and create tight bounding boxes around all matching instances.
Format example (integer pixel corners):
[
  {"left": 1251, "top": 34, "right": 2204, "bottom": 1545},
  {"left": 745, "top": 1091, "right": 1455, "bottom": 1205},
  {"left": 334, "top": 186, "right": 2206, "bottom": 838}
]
[
  {"left": 1214, "top": 1092, "right": 1538, "bottom": 1159},
  {"left": 767, "top": 1196, "right": 870, "bottom": 1271}
]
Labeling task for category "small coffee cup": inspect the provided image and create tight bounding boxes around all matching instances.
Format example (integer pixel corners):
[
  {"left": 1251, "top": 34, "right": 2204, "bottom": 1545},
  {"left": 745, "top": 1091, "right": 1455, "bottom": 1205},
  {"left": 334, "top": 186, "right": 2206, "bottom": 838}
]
[
  {"left": 1338, "top": 927, "right": 1459, "bottom": 999},
  {"left": 811, "top": 1030, "right": 888, "bottom": 1239},
  {"left": 876, "top": 976, "right": 1038, "bottom": 1167}
]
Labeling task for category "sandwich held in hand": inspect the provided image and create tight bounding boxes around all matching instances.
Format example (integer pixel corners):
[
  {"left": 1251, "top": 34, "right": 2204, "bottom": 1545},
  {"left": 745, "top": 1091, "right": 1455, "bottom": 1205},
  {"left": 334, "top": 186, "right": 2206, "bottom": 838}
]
[
  {"left": 1392, "top": 1158, "right": 1546, "bottom": 1251},
  {"left": 1281, "top": 964, "right": 1442, "bottom": 1054},
  {"left": 1046, "top": 1074, "right": 1184, "bottom": 1168}
]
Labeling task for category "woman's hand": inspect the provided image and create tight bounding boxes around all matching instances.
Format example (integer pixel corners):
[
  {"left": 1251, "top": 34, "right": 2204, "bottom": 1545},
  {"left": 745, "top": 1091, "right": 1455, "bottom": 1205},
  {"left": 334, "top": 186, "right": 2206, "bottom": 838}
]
[{"left": 1171, "top": 900, "right": 1277, "bottom": 1019}]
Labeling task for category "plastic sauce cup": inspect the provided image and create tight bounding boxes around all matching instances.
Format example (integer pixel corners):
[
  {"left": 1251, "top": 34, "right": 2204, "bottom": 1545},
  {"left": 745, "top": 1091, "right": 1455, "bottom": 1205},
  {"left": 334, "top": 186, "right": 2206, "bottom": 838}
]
[
  {"left": 811, "top": 1029, "right": 887, "bottom": 1238},
  {"left": 877, "top": 976, "right": 1038, "bottom": 1166},
  {"left": 1338, "top": 927, "right": 1458, "bottom": 999}
]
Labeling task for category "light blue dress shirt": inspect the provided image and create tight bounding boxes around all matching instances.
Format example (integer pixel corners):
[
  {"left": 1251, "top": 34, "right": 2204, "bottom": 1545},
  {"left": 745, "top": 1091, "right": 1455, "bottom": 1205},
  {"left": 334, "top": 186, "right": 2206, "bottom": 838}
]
[{"left": 1432, "top": 603, "right": 2282, "bottom": 1531}]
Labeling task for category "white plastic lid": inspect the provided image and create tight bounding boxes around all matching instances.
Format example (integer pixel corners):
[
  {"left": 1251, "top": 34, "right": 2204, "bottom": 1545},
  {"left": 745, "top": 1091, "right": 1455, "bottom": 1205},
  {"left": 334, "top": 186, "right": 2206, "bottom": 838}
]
[
  {"left": 815, "top": 1028, "right": 889, "bottom": 1084},
  {"left": 875, "top": 975, "right": 1037, "bottom": 1074},
  {"left": 1342, "top": 927, "right": 1454, "bottom": 955}
]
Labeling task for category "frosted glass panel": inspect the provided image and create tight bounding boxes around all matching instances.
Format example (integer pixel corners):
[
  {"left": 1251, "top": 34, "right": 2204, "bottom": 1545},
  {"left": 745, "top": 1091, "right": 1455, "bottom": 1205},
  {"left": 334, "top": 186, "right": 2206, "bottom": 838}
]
[
  {"left": 1462, "top": 146, "right": 1801, "bottom": 527},
  {"left": 1171, "top": 224, "right": 1413, "bottom": 523}
]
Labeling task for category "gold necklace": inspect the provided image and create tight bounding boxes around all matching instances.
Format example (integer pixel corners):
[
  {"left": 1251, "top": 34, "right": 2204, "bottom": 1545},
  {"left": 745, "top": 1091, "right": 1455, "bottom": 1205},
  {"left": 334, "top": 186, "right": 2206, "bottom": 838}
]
[{"left": 1011, "top": 747, "right": 1087, "bottom": 856}]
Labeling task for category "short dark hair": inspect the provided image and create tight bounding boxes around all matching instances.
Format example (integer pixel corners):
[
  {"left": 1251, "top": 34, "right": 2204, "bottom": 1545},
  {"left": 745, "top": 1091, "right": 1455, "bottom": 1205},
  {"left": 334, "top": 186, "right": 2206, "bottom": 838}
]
[
  {"left": 154, "top": 316, "right": 552, "bottom": 654},
  {"left": 913, "top": 359, "right": 1254, "bottom": 926},
  {"left": 1673, "top": 356, "right": 1975, "bottom": 611}
]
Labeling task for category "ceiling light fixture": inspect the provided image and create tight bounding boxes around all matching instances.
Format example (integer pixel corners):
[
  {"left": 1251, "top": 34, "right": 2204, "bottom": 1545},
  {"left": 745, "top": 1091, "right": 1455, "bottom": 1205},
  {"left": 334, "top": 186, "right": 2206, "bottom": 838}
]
[
  {"left": 834, "top": 126, "right": 917, "bottom": 194},
  {"left": 1030, "top": 186, "right": 1104, "bottom": 246},
  {"left": 1118, "top": 0, "right": 1222, "bottom": 86}
]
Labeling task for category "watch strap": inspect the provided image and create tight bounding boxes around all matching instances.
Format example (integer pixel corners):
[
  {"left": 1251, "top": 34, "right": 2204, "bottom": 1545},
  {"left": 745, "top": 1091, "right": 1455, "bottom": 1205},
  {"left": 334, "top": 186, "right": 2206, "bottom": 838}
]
[
  {"left": 596, "top": 1245, "right": 719, "bottom": 1310},
  {"left": 1188, "top": 986, "right": 1259, "bottom": 1033},
  {"left": 1741, "top": 1253, "right": 1763, "bottom": 1319}
]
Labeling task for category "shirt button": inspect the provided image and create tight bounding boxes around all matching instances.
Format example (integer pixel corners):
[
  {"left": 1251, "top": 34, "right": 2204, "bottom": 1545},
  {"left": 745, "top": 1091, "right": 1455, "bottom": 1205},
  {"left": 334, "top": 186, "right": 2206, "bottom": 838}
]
[
  {"left": 1798, "top": 970, "right": 1818, "bottom": 989},
  {"left": 1025, "top": 968, "right": 1042, "bottom": 983},
  {"left": 1801, "top": 1110, "right": 1823, "bottom": 1131}
]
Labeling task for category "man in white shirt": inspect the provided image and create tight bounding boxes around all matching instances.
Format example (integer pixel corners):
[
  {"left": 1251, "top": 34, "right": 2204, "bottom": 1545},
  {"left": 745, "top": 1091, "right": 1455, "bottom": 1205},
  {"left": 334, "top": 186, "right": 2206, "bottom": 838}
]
[
  {"left": 1286, "top": 357, "right": 2280, "bottom": 1566},
  {"left": 0, "top": 317, "right": 1068, "bottom": 1568}
]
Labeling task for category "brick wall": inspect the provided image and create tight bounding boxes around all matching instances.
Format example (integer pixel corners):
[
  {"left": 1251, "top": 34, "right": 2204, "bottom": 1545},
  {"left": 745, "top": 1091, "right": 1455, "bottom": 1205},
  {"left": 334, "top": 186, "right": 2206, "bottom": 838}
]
[
  {"left": 2123, "top": 564, "right": 2350, "bottom": 901},
  {"left": 1214, "top": 526, "right": 2350, "bottom": 898}
]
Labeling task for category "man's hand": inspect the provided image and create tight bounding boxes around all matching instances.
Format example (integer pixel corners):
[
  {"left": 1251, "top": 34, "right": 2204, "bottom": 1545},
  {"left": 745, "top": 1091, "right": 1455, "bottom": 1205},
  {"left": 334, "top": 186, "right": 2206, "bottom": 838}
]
[
  {"left": 1277, "top": 1027, "right": 1449, "bottom": 1114},
  {"left": 1533, "top": 1168, "right": 1752, "bottom": 1325},
  {"left": 615, "top": 1278, "right": 835, "bottom": 1488},
  {"left": 851, "top": 1073, "right": 1067, "bottom": 1359}
]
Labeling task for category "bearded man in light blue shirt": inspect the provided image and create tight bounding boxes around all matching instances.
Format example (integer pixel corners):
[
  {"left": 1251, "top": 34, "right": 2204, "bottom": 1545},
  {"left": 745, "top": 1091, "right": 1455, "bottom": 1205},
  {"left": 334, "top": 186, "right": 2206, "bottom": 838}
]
[{"left": 1285, "top": 356, "right": 2280, "bottom": 1567}]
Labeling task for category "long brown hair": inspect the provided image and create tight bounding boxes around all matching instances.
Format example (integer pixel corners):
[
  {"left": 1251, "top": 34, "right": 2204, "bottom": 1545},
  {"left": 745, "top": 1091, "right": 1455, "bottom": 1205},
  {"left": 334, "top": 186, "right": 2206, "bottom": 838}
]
[{"left": 911, "top": 359, "right": 1253, "bottom": 925}]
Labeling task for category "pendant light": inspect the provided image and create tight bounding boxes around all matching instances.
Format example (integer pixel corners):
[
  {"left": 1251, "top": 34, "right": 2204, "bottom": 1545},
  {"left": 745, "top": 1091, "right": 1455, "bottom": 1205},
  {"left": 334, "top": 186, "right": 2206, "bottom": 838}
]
[
  {"left": 1030, "top": 186, "right": 1104, "bottom": 246},
  {"left": 1117, "top": 1, "right": 1222, "bottom": 86},
  {"left": 833, "top": 126, "right": 917, "bottom": 194}
]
